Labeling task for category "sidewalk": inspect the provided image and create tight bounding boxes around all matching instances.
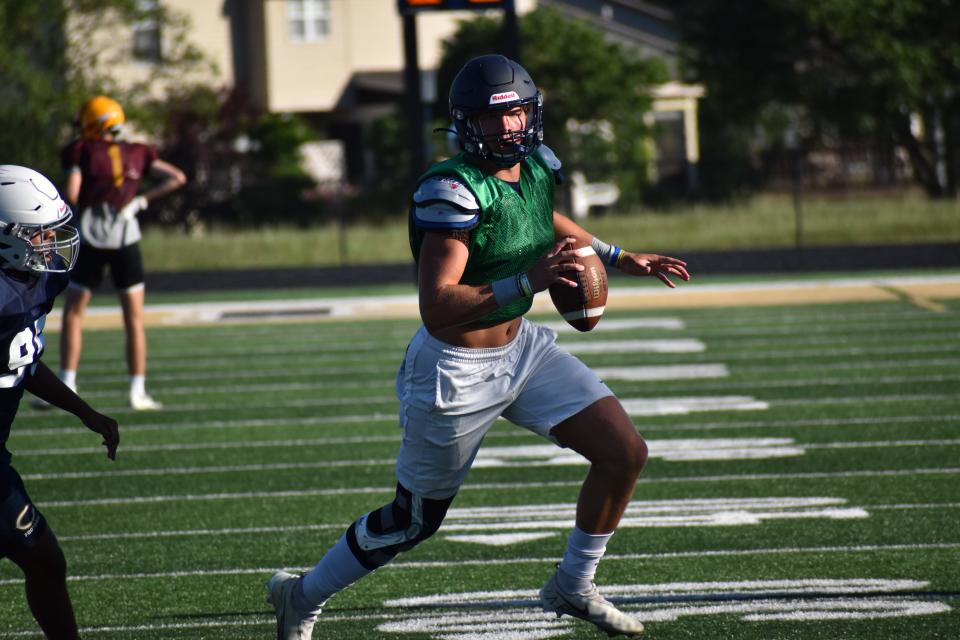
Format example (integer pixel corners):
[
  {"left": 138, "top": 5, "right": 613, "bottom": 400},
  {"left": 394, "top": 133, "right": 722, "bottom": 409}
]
[{"left": 45, "top": 273, "right": 960, "bottom": 332}]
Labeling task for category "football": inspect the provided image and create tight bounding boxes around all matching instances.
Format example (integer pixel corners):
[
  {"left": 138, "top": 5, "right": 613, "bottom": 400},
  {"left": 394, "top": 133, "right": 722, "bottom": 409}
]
[{"left": 549, "top": 241, "right": 608, "bottom": 331}]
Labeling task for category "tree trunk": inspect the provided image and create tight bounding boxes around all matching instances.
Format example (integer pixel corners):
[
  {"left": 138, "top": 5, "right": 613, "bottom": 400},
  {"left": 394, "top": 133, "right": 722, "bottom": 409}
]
[{"left": 891, "top": 111, "right": 944, "bottom": 198}]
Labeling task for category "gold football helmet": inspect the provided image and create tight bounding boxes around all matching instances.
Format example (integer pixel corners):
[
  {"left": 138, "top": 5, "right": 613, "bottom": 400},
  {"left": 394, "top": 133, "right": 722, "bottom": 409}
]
[{"left": 78, "top": 96, "right": 125, "bottom": 139}]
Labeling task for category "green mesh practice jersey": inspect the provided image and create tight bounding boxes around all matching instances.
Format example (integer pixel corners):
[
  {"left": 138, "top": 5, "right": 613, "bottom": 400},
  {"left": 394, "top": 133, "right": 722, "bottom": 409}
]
[{"left": 409, "top": 150, "right": 557, "bottom": 327}]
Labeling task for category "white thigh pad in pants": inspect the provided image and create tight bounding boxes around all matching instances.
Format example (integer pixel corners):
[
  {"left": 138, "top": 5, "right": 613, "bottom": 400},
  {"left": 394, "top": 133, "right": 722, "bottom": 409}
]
[{"left": 394, "top": 318, "right": 613, "bottom": 499}]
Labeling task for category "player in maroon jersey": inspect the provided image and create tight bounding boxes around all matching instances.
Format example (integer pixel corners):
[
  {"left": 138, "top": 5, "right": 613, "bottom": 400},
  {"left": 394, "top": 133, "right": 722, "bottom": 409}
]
[{"left": 57, "top": 96, "right": 186, "bottom": 411}]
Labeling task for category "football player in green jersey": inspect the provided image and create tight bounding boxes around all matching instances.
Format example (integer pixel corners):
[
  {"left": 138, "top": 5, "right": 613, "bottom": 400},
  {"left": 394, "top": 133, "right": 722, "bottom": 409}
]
[{"left": 267, "top": 55, "right": 689, "bottom": 639}]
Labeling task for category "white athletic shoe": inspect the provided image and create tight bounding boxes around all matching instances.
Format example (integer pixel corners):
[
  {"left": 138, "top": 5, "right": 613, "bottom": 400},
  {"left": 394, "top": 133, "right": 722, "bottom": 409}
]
[
  {"left": 130, "top": 392, "right": 163, "bottom": 411},
  {"left": 266, "top": 571, "right": 321, "bottom": 640},
  {"left": 540, "top": 570, "right": 644, "bottom": 637}
]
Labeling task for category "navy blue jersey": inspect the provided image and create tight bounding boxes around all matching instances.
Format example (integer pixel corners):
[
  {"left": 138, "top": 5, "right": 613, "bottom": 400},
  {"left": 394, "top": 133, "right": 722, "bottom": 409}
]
[{"left": 0, "top": 269, "right": 68, "bottom": 470}]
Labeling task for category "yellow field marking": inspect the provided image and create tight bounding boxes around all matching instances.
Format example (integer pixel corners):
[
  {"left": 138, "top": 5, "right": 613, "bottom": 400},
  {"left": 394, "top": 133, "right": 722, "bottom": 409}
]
[
  {"left": 42, "top": 277, "right": 960, "bottom": 332},
  {"left": 878, "top": 284, "right": 950, "bottom": 313}
]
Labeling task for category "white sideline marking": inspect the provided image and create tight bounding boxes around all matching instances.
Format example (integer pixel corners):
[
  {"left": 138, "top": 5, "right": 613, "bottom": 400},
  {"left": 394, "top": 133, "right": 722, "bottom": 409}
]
[
  {"left": 593, "top": 364, "right": 729, "bottom": 381},
  {"left": 35, "top": 468, "right": 960, "bottom": 508},
  {"left": 562, "top": 339, "right": 705, "bottom": 353}
]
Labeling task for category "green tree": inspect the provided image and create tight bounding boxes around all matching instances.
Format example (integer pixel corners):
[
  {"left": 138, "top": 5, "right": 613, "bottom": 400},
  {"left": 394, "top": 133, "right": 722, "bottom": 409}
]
[
  {"left": 675, "top": 0, "right": 960, "bottom": 198},
  {"left": 435, "top": 7, "right": 667, "bottom": 206},
  {"left": 0, "top": 0, "right": 212, "bottom": 180},
  {"left": 0, "top": 1, "right": 71, "bottom": 177}
]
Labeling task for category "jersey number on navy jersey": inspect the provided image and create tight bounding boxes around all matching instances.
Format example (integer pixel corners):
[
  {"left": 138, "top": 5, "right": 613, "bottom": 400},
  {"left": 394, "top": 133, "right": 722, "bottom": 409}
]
[{"left": 1, "top": 318, "right": 45, "bottom": 389}]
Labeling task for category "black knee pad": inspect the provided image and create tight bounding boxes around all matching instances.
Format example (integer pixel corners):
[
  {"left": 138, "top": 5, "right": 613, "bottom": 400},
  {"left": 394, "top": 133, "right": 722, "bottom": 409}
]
[{"left": 346, "top": 483, "right": 454, "bottom": 570}]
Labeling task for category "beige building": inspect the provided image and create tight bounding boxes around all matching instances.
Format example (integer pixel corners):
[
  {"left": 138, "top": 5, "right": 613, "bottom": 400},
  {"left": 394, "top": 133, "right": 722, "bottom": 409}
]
[
  {"left": 99, "top": 0, "right": 699, "bottom": 189},
  {"left": 112, "top": 0, "right": 535, "bottom": 112}
]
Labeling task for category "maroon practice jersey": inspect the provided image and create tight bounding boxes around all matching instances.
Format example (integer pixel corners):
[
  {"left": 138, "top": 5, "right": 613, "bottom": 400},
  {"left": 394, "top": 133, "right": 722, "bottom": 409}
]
[{"left": 60, "top": 139, "right": 158, "bottom": 211}]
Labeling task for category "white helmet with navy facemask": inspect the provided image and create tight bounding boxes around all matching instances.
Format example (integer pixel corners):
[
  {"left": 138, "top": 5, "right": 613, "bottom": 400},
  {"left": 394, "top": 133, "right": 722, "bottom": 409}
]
[
  {"left": 449, "top": 54, "right": 544, "bottom": 167},
  {"left": 0, "top": 165, "right": 79, "bottom": 274}
]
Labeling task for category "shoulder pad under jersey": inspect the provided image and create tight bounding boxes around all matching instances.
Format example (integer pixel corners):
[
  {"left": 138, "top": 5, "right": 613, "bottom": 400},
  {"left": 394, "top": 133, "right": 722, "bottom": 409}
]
[
  {"left": 412, "top": 176, "right": 480, "bottom": 230},
  {"left": 536, "top": 144, "right": 564, "bottom": 185},
  {"left": 537, "top": 144, "right": 562, "bottom": 171}
]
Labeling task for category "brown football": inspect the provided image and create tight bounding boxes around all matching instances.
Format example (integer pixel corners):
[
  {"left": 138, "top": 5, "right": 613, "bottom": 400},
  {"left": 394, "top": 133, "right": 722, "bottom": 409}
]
[{"left": 549, "top": 241, "right": 608, "bottom": 331}]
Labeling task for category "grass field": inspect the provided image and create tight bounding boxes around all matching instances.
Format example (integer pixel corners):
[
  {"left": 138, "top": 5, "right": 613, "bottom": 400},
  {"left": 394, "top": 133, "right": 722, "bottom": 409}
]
[{"left": 1, "top": 282, "right": 958, "bottom": 639}]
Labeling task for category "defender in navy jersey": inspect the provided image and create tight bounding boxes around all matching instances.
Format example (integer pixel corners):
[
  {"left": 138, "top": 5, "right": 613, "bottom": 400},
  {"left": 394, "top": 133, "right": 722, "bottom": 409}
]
[{"left": 0, "top": 165, "right": 119, "bottom": 639}]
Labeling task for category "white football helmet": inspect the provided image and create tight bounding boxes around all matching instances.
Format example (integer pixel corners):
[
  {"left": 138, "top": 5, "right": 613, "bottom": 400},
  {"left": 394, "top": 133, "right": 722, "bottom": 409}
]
[{"left": 0, "top": 165, "right": 79, "bottom": 273}]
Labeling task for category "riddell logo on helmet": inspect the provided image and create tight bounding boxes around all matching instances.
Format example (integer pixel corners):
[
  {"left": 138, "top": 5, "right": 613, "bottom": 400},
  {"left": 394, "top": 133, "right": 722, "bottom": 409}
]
[{"left": 489, "top": 91, "right": 520, "bottom": 105}]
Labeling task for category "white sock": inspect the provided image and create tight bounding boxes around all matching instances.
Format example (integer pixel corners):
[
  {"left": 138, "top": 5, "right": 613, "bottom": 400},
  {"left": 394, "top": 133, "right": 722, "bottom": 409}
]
[
  {"left": 300, "top": 533, "right": 372, "bottom": 607},
  {"left": 130, "top": 375, "right": 146, "bottom": 397},
  {"left": 60, "top": 369, "right": 77, "bottom": 391},
  {"left": 557, "top": 526, "right": 613, "bottom": 594}
]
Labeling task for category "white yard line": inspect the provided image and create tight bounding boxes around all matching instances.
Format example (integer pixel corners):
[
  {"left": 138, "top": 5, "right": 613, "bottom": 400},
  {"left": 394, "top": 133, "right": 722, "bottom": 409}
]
[
  {"left": 48, "top": 502, "right": 960, "bottom": 544},
  {"left": 32, "top": 467, "right": 960, "bottom": 508},
  {"left": 0, "top": 542, "right": 957, "bottom": 587},
  {"left": 15, "top": 434, "right": 960, "bottom": 460},
  {"left": 29, "top": 355, "right": 960, "bottom": 387}
]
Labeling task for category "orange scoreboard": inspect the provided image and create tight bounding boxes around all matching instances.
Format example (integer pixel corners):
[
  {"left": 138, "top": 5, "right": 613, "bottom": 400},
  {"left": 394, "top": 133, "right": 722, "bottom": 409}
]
[{"left": 397, "top": 0, "right": 513, "bottom": 12}]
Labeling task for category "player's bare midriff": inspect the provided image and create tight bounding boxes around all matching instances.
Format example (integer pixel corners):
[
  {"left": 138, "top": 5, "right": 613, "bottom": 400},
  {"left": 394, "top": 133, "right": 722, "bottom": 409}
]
[{"left": 428, "top": 316, "right": 522, "bottom": 349}]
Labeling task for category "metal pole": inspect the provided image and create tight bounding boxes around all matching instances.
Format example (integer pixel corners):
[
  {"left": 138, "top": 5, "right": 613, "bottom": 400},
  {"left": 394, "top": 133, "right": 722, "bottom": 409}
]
[
  {"left": 793, "top": 147, "right": 804, "bottom": 250},
  {"left": 502, "top": 0, "right": 520, "bottom": 61},
  {"left": 402, "top": 13, "right": 425, "bottom": 189}
]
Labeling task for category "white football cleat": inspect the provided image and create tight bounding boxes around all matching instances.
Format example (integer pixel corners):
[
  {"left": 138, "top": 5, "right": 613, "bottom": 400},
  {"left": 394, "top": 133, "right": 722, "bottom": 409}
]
[
  {"left": 266, "top": 571, "right": 321, "bottom": 640},
  {"left": 540, "top": 570, "right": 644, "bottom": 637},
  {"left": 129, "top": 392, "right": 162, "bottom": 411}
]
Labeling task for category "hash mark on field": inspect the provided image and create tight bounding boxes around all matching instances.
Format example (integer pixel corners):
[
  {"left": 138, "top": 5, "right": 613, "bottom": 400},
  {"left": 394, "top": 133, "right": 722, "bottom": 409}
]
[
  {"left": 593, "top": 364, "right": 729, "bottom": 381},
  {"left": 620, "top": 396, "right": 768, "bottom": 415},
  {"left": 541, "top": 318, "right": 685, "bottom": 332},
  {"left": 561, "top": 339, "right": 705, "bottom": 354}
]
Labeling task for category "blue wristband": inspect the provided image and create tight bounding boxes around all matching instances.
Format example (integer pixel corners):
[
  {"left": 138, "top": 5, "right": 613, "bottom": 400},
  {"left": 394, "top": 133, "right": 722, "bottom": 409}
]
[
  {"left": 609, "top": 245, "right": 621, "bottom": 267},
  {"left": 591, "top": 236, "right": 622, "bottom": 266}
]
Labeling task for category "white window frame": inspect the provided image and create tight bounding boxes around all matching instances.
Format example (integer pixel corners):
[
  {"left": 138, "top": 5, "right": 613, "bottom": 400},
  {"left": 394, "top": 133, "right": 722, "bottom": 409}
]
[
  {"left": 132, "top": 0, "right": 162, "bottom": 63},
  {"left": 287, "top": 0, "right": 331, "bottom": 43}
]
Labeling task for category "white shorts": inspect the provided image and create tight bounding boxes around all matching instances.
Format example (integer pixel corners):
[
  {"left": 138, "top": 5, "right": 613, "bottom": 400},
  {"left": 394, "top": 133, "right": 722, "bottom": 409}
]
[{"left": 394, "top": 318, "right": 613, "bottom": 499}]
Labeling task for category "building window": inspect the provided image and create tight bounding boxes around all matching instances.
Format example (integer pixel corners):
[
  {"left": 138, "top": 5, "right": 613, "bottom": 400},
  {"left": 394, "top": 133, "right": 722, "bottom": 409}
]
[
  {"left": 132, "top": 0, "right": 162, "bottom": 62},
  {"left": 287, "top": 0, "right": 331, "bottom": 43}
]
